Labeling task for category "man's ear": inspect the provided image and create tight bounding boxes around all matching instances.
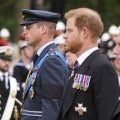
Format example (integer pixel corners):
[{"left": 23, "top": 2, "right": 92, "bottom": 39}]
[
  {"left": 79, "top": 27, "right": 88, "bottom": 41},
  {"left": 39, "top": 25, "right": 48, "bottom": 34}
]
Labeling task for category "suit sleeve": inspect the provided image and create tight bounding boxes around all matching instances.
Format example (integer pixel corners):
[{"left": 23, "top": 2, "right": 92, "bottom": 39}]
[
  {"left": 39, "top": 56, "right": 67, "bottom": 120},
  {"left": 93, "top": 63, "right": 119, "bottom": 120}
]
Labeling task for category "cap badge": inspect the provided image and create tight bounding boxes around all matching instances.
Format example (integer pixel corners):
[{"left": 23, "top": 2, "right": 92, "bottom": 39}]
[
  {"left": 5, "top": 49, "right": 12, "bottom": 56},
  {"left": 75, "top": 103, "right": 87, "bottom": 115},
  {"left": 72, "top": 73, "right": 91, "bottom": 91}
]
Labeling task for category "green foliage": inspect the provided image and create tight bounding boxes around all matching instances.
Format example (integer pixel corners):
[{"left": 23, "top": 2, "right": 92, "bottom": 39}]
[
  {"left": 65, "top": 0, "right": 120, "bottom": 31},
  {"left": 0, "top": 0, "right": 18, "bottom": 42},
  {"left": 0, "top": 0, "right": 120, "bottom": 41}
]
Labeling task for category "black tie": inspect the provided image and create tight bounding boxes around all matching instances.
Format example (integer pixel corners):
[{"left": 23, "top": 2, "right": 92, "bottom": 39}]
[
  {"left": 33, "top": 53, "right": 38, "bottom": 65},
  {"left": 2, "top": 75, "right": 6, "bottom": 88}
]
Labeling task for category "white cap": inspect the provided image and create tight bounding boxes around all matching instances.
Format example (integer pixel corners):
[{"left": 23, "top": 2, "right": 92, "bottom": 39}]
[
  {"left": 101, "top": 32, "right": 110, "bottom": 42},
  {"left": 0, "top": 28, "right": 10, "bottom": 38},
  {"left": 97, "top": 38, "right": 101, "bottom": 44},
  {"left": 54, "top": 34, "right": 65, "bottom": 44},
  {"left": 19, "top": 41, "right": 27, "bottom": 49},
  {"left": 56, "top": 21, "right": 65, "bottom": 31},
  {"left": 117, "top": 26, "right": 120, "bottom": 33},
  {"left": 108, "top": 25, "right": 119, "bottom": 35},
  {"left": 0, "top": 46, "right": 14, "bottom": 53},
  {"left": 0, "top": 46, "right": 14, "bottom": 61}
]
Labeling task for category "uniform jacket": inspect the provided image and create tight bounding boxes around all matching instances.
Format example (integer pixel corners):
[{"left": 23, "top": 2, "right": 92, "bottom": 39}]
[
  {"left": 0, "top": 76, "right": 10, "bottom": 118},
  {"left": 0, "top": 74, "right": 17, "bottom": 120},
  {"left": 57, "top": 50, "right": 119, "bottom": 120},
  {"left": 21, "top": 43, "right": 68, "bottom": 120}
]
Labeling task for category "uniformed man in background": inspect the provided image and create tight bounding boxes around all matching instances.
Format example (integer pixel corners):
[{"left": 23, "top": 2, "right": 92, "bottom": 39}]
[
  {"left": 13, "top": 41, "right": 34, "bottom": 119},
  {"left": 0, "top": 46, "right": 18, "bottom": 120}
]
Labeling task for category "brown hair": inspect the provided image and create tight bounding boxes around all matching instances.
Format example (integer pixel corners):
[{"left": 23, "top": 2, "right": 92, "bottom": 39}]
[
  {"left": 37, "top": 21, "right": 56, "bottom": 35},
  {"left": 64, "top": 8, "right": 104, "bottom": 39}
]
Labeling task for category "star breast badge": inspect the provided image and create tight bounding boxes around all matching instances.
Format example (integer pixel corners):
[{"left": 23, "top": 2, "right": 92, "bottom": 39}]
[{"left": 75, "top": 103, "right": 87, "bottom": 115}]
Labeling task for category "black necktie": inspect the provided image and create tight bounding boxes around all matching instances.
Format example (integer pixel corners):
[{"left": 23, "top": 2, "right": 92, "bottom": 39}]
[
  {"left": 33, "top": 53, "right": 38, "bottom": 65},
  {"left": 2, "top": 75, "right": 6, "bottom": 88},
  {"left": 2, "top": 75, "right": 5, "bottom": 82}
]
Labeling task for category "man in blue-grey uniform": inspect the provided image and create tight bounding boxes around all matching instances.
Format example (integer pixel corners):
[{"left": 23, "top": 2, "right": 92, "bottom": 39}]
[{"left": 19, "top": 9, "right": 68, "bottom": 120}]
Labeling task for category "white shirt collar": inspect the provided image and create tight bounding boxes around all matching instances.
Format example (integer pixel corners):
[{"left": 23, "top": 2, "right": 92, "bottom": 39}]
[
  {"left": 77, "top": 47, "right": 98, "bottom": 66},
  {"left": 37, "top": 41, "right": 54, "bottom": 56},
  {"left": 0, "top": 71, "right": 8, "bottom": 77}
]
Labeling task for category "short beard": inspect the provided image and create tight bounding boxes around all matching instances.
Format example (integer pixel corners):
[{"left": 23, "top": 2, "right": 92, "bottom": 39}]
[
  {"left": 0, "top": 68, "right": 8, "bottom": 73},
  {"left": 65, "top": 41, "right": 81, "bottom": 54}
]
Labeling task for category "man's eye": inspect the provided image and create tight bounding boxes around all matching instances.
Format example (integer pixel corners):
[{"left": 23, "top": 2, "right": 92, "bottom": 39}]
[{"left": 26, "top": 26, "right": 31, "bottom": 30}]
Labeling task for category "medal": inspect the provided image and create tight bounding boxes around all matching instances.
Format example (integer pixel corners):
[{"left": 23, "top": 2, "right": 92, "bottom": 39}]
[
  {"left": 72, "top": 82, "right": 80, "bottom": 89},
  {"left": 29, "top": 86, "right": 34, "bottom": 99},
  {"left": 29, "top": 78, "right": 36, "bottom": 99},
  {"left": 72, "top": 73, "right": 91, "bottom": 91},
  {"left": 69, "top": 69, "right": 74, "bottom": 79}
]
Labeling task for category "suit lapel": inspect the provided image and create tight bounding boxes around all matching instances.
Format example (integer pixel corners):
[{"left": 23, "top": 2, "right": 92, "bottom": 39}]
[{"left": 62, "top": 50, "right": 99, "bottom": 118}]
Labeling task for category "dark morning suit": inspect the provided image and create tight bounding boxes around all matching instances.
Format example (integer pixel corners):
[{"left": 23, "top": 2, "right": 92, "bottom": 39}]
[
  {"left": 0, "top": 76, "right": 10, "bottom": 119},
  {"left": 0, "top": 75, "right": 16, "bottom": 120},
  {"left": 13, "top": 60, "right": 30, "bottom": 119},
  {"left": 13, "top": 61, "right": 29, "bottom": 102},
  {"left": 21, "top": 43, "right": 68, "bottom": 120},
  {"left": 13, "top": 60, "right": 29, "bottom": 84},
  {"left": 57, "top": 50, "right": 119, "bottom": 120}
]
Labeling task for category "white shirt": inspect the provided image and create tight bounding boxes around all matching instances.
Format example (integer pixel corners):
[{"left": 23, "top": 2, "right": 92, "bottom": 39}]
[
  {"left": 31, "top": 41, "right": 54, "bottom": 67},
  {"left": 77, "top": 47, "right": 99, "bottom": 66},
  {"left": 37, "top": 41, "right": 54, "bottom": 56},
  {"left": 0, "top": 71, "right": 9, "bottom": 89}
]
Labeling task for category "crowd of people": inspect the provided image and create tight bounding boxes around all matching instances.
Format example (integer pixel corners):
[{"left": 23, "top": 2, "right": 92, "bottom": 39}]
[{"left": 0, "top": 7, "right": 120, "bottom": 120}]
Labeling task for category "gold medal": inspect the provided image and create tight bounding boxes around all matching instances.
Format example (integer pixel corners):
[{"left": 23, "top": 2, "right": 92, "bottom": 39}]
[
  {"left": 29, "top": 86, "right": 34, "bottom": 99},
  {"left": 69, "top": 69, "right": 74, "bottom": 79},
  {"left": 29, "top": 77, "right": 36, "bottom": 99},
  {"left": 72, "top": 82, "right": 80, "bottom": 89}
]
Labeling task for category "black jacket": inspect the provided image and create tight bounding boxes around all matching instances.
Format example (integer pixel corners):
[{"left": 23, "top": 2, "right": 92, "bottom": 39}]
[{"left": 57, "top": 50, "right": 119, "bottom": 120}]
